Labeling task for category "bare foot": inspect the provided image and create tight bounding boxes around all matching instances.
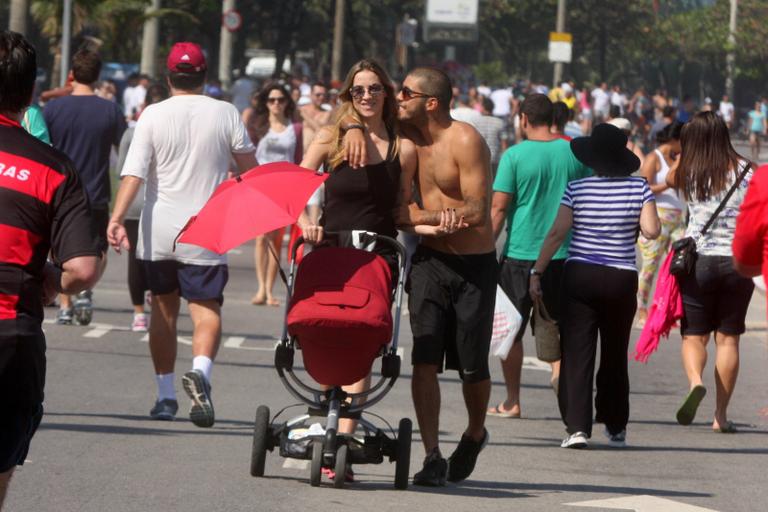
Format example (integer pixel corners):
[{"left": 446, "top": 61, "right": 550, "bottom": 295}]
[
  {"left": 635, "top": 307, "right": 648, "bottom": 328},
  {"left": 251, "top": 292, "right": 266, "bottom": 305},
  {"left": 266, "top": 297, "right": 281, "bottom": 307}
]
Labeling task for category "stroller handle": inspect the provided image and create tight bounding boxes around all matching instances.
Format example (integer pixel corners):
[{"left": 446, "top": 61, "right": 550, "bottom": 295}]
[{"left": 290, "top": 230, "right": 407, "bottom": 274}]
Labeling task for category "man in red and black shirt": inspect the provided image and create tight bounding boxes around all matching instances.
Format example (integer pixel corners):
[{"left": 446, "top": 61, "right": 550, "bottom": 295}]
[
  {"left": 0, "top": 31, "right": 102, "bottom": 507},
  {"left": 733, "top": 164, "right": 768, "bottom": 320}
]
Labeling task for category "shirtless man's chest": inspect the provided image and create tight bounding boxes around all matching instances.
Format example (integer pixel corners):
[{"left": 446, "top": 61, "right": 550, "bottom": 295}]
[{"left": 410, "top": 126, "right": 495, "bottom": 254}]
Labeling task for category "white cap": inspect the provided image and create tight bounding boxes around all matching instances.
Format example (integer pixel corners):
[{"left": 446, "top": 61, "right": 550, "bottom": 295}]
[
  {"left": 561, "top": 82, "right": 573, "bottom": 93},
  {"left": 607, "top": 117, "right": 632, "bottom": 132}
]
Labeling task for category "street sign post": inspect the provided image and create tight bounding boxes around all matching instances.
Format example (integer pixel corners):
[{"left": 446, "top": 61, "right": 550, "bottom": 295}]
[
  {"left": 548, "top": 31, "right": 572, "bottom": 63},
  {"left": 423, "top": 0, "right": 479, "bottom": 44},
  {"left": 222, "top": 9, "right": 242, "bottom": 33}
]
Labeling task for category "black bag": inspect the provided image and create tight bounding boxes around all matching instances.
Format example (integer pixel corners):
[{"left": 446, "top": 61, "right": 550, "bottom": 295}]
[
  {"left": 669, "top": 237, "right": 697, "bottom": 276},
  {"left": 669, "top": 163, "right": 751, "bottom": 277}
]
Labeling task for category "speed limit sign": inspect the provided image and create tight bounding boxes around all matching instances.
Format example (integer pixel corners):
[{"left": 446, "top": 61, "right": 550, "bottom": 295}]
[{"left": 222, "top": 10, "right": 242, "bottom": 32}]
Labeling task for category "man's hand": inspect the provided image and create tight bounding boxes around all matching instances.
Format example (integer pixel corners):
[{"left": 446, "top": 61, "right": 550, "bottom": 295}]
[
  {"left": 107, "top": 220, "right": 130, "bottom": 254},
  {"left": 42, "top": 262, "right": 61, "bottom": 305},
  {"left": 529, "top": 274, "right": 543, "bottom": 299},
  {"left": 342, "top": 128, "right": 367, "bottom": 168}
]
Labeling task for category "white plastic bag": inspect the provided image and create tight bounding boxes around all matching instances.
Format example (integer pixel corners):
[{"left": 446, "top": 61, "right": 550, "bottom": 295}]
[{"left": 490, "top": 285, "right": 522, "bottom": 360}]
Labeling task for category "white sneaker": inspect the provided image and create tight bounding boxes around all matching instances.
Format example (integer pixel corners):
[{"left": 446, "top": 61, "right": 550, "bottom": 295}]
[
  {"left": 561, "top": 431, "right": 589, "bottom": 449},
  {"left": 131, "top": 313, "right": 149, "bottom": 332},
  {"left": 603, "top": 427, "right": 627, "bottom": 448}
]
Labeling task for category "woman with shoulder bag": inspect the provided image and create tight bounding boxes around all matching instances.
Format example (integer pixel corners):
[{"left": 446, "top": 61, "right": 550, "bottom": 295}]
[{"left": 667, "top": 111, "right": 755, "bottom": 432}]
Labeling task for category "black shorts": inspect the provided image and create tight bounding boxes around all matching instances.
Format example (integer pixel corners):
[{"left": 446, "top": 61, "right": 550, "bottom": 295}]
[
  {"left": 499, "top": 258, "right": 565, "bottom": 343},
  {"left": 141, "top": 260, "right": 229, "bottom": 305},
  {"left": 680, "top": 255, "right": 755, "bottom": 336},
  {"left": 90, "top": 206, "right": 110, "bottom": 254},
  {"left": 0, "top": 404, "right": 43, "bottom": 473},
  {"left": 407, "top": 246, "right": 498, "bottom": 383}
]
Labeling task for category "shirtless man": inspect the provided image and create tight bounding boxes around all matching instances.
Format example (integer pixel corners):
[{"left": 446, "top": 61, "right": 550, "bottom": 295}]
[
  {"left": 347, "top": 67, "right": 495, "bottom": 486},
  {"left": 300, "top": 82, "right": 332, "bottom": 152}
]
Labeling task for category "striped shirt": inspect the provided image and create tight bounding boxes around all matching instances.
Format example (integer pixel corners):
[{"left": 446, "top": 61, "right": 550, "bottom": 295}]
[{"left": 561, "top": 176, "right": 654, "bottom": 271}]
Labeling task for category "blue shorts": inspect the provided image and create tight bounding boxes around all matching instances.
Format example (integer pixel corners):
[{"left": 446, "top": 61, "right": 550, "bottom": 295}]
[{"left": 141, "top": 260, "right": 228, "bottom": 305}]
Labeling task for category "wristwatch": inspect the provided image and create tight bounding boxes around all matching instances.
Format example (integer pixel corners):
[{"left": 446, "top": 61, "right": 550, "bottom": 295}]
[{"left": 529, "top": 268, "right": 542, "bottom": 277}]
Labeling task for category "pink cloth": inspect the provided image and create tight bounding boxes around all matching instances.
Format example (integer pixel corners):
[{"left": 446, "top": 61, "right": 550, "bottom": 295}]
[{"left": 633, "top": 251, "right": 684, "bottom": 363}]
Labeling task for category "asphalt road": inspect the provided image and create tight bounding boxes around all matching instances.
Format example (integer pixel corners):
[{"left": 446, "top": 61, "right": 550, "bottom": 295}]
[{"left": 5, "top": 237, "right": 767, "bottom": 512}]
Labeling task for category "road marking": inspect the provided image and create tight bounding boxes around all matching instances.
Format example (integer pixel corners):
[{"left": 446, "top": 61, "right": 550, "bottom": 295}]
[
  {"left": 224, "top": 336, "right": 246, "bottom": 349},
  {"left": 282, "top": 459, "right": 309, "bottom": 470},
  {"left": 522, "top": 356, "right": 551, "bottom": 372},
  {"left": 83, "top": 327, "right": 111, "bottom": 338},
  {"left": 565, "top": 495, "right": 717, "bottom": 511}
]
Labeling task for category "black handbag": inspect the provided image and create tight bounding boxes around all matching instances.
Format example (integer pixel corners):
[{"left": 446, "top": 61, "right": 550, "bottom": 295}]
[{"left": 669, "top": 163, "right": 751, "bottom": 277}]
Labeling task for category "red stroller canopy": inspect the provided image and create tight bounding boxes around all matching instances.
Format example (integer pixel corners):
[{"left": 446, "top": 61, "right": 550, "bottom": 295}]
[{"left": 287, "top": 247, "right": 393, "bottom": 386}]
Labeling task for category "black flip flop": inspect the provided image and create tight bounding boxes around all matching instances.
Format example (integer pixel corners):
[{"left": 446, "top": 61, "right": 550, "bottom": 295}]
[{"left": 676, "top": 385, "right": 706, "bottom": 426}]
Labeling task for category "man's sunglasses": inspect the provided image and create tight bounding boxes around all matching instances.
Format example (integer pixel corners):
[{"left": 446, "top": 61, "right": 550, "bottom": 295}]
[
  {"left": 400, "top": 86, "right": 433, "bottom": 101},
  {"left": 266, "top": 97, "right": 287, "bottom": 104},
  {"left": 350, "top": 83, "right": 385, "bottom": 100}
]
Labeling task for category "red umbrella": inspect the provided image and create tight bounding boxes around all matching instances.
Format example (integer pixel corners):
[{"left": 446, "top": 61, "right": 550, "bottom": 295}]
[{"left": 175, "top": 162, "right": 328, "bottom": 255}]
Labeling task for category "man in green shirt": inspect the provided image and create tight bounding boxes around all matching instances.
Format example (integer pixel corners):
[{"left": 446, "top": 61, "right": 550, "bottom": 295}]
[{"left": 489, "top": 93, "right": 590, "bottom": 418}]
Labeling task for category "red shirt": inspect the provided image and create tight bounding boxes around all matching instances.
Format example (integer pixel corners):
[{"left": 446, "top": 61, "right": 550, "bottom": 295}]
[{"left": 733, "top": 164, "right": 768, "bottom": 315}]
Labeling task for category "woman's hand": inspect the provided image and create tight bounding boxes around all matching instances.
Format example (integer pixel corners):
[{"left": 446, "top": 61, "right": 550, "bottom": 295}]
[
  {"left": 529, "top": 274, "right": 543, "bottom": 300},
  {"left": 417, "top": 209, "right": 469, "bottom": 237},
  {"left": 301, "top": 223, "right": 324, "bottom": 244}
]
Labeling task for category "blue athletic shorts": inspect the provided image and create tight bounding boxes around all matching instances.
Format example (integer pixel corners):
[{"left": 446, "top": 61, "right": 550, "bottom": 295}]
[{"left": 140, "top": 260, "right": 228, "bottom": 305}]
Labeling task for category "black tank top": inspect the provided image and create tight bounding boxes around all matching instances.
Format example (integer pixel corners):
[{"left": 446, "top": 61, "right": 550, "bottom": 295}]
[{"left": 320, "top": 136, "right": 401, "bottom": 238}]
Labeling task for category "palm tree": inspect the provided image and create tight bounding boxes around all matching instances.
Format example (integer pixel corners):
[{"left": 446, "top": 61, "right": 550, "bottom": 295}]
[{"left": 31, "top": 0, "right": 102, "bottom": 85}]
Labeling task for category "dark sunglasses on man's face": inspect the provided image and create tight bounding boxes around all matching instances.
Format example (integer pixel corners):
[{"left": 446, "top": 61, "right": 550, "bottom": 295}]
[
  {"left": 400, "top": 86, "right": 432, "bottom": 101},
  {"left": 267, "top": 97, "right": 287, "bottom": 104},
  {"left": 350, "top": 83, "right": 385, "bottom": 100}
]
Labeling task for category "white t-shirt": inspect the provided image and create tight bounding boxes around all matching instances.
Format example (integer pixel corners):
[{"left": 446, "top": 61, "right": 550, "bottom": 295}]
[
  {"left": 591, "top": 87, "right": 610, "bottom": 115},
  {"left": 450, "top": 106, "right": 482, "bottom": 128},
  {"left": 256, "top": 126, "right": 297, "bottom": 165},
  {"left": 719, "top": 101, "right": 734, "bottom": 122},
  {"left": 490, "top": 88, "right": 513, "bottom": 117},
  {"left": 123, "top": 84, "right": 147, "bottom": 119},
  {"left": 121, "top": 95, "right": 255, "bottom": 265}
]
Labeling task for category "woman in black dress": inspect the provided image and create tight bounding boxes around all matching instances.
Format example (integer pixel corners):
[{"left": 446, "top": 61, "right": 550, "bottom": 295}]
[{"left": 297, "top": 59, "right": 450, "bottom": 481}]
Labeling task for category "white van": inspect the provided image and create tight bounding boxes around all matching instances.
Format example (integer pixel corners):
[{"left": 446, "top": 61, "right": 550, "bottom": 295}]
[{"left": 245, "top": 50, "right": 291, "bottom": 78}]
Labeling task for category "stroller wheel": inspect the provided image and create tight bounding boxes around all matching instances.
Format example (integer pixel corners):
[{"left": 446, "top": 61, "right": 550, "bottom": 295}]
[
  {"left": 250, "top": 405, "right": 271, "bottom": 477},
  {"left": 333, "top": 444, "right": 349, "bottom": 489},
  {"left": 310, "top": 440, "right": 323, "bottom": 487},
  {"left": 394, "top": 418, "right": 412, "bottom": 490}
]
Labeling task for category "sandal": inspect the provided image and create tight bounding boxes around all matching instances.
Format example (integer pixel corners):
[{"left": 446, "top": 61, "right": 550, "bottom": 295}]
[
  {"left": 322, "top": 466, "right": 355, "bottom": 482},
  {"left": 676, "top": 385, "right": 707, "bottom": 426},
  {"left": 714, "top": 420, "right": 738, "bottom": 433},
  {"left": 486, "top": 404, "right": 521, "bottom": 418}
]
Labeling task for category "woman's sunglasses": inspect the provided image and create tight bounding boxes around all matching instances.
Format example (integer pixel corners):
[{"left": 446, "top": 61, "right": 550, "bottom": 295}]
[
  {"left": 350, "top": 83, "right": 385, "bottom": 100},
  {"left": 267, "top": 97, "right": 287, "bottom": 104},
  {"left": 400, "top": 86, "right": 432, "bottom": 101}
]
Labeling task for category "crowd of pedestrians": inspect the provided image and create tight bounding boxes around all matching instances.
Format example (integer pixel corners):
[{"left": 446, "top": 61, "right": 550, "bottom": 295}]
[{"left": 2, "top": 29, "right": 768, "bottom": 506}]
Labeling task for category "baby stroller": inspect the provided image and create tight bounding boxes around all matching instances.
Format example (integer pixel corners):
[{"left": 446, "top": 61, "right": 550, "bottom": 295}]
[{"left": 249, "top": 231, "right": 411, "bottom": 489}]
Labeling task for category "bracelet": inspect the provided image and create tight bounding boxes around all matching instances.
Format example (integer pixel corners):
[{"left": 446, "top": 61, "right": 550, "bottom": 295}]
[{"left": 343, "top": 123, "right": 365, "bottom": 132}]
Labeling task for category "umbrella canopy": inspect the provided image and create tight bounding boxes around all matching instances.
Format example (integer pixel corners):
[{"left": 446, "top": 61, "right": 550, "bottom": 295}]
[{"left": 175, "top": 162, "right": 328, "bottom": 255}]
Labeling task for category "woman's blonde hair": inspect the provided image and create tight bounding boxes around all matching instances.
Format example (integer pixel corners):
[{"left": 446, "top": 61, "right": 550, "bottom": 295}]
[{"left": 324, "top": 59, "right": 399, "bottom": 169}]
